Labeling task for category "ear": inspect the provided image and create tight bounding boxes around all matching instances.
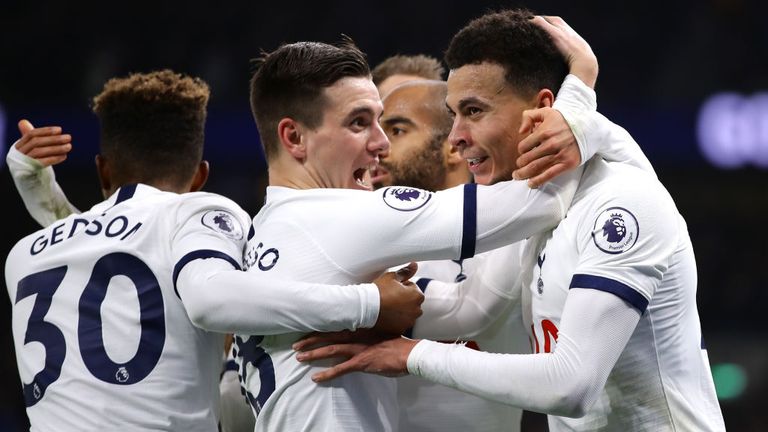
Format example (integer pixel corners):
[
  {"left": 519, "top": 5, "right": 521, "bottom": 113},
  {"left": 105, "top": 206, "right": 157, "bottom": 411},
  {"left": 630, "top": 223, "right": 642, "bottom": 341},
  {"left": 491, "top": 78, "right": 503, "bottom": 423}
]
[
  {"left": 189, "top": 160, "right": 210, "bottom": 192},
  {"left": 95, "top": 154, "right": 112, "bottom": 198},
  {"left": 277, "top": 118, "right": 306, "bottom": 161},
  {"left": 535, "top": 88, "right": 556, "bottom": 108}
]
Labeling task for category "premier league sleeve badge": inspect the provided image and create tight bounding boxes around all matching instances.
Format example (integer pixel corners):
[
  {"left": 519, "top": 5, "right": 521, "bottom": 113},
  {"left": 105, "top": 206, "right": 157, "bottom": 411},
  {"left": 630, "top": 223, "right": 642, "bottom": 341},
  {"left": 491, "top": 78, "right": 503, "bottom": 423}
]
[{"left": 591, "top": 207, "right": 639, "bottom": 254}]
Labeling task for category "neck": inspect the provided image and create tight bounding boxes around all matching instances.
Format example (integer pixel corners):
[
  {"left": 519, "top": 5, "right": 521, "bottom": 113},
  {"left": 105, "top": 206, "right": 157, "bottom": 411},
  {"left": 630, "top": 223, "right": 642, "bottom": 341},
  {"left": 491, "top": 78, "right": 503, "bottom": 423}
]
[
  {"left": 268, "top": 157, "right": 323, "bottom": 190},
  {"left": 441, "top": 166, "right": 473, "bottom": 190}
]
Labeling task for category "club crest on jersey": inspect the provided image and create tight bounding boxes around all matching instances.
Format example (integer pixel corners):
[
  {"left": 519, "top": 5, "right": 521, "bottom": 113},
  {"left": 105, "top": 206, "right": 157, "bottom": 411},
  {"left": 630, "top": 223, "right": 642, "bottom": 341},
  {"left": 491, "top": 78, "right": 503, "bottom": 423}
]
[
  {"left": 201, "top": 210, "right": 243, "bottom": 240},
  {"left": 592, "top": 207, "right": 639, "bottom": 254},
  {"left": 382, "top": 187, "right": 432, "bottom": 211}
]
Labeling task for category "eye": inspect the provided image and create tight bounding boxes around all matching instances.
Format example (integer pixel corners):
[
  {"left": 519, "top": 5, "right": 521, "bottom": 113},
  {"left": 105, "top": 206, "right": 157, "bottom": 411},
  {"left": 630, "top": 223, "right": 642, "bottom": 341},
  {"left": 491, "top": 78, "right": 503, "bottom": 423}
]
[
  {"left": 351, "top": 117, "right": 370, "bottom": 130},
  {"left": 466, "top": 106, "right": 482, "bottom": 116},
  {"left": 391, "top": 126, "right": 406, "bottom": 136}
]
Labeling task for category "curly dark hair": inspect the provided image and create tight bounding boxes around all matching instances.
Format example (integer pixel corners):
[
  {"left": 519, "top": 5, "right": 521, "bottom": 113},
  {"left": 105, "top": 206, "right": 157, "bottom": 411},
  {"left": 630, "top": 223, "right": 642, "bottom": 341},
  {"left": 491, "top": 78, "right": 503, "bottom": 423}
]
[
  {"left": 444, "top": 8, "right": 568, "bottom": 98},
  {"left": 92, "top": 69, "right": 209, "bottom": 188},
  {"left": 249, "top": 37, "right": 371, "bottom": 161}
]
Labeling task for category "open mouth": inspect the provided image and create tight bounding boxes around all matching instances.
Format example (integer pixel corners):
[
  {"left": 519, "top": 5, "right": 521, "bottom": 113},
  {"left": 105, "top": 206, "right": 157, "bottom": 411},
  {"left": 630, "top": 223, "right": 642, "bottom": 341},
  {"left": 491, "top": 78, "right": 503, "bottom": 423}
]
[
  {"left": 466, "top": 156, "right": 489, "bottom": 168},
  {"left": 353, "top": 167, "right": 373, "bottom": 190}
]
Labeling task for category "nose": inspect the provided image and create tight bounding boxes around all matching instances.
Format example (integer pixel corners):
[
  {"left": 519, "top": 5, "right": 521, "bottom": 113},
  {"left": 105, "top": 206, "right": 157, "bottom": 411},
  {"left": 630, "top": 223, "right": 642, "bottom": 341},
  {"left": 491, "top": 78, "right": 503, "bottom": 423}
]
[
  {"left": 369, "top": 121, "right": 390, "bottom": 157},
  {"left": 448, "top": 116, "right": 469, "bottom": 152}
]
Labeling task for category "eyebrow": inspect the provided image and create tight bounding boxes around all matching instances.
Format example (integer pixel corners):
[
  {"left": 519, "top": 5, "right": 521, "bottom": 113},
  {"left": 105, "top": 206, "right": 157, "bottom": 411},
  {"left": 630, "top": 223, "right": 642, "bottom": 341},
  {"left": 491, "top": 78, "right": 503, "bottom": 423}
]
[
  {"left": 344, "top": 106, "right": 379, "bottom": 123},
  {"left": 457, "top": 97, "right": 489, "bottom": 111},
  {"left": 381, "top": 116, "right": 417, "bottom": 128}
]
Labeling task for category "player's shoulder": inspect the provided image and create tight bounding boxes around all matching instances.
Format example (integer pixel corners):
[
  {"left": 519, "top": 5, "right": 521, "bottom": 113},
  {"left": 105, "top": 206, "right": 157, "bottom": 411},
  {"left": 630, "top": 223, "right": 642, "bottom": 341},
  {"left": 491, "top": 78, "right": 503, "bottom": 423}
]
[
  {"left": 580, "top": 158, "right": 674, "bottom": 211},
  {"left": 575, "top": 159, "right": 682, "bottom": 247},
  {"left": 175, "top": 191, "right": 248, "bottom": 218}
]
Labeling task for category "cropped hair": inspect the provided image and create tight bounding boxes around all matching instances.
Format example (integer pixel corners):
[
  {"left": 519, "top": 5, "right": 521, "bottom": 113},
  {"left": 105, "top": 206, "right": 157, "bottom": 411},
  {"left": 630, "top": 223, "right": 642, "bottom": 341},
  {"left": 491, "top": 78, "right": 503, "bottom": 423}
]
[
  {"left": 249, "top": 37, "right": 371, "bottom": 161},
  {"left": 92, "top": 69, "right": 209, "bottom": 187},
  {"left": 444, "top": 8, "right": 568, "bottom": 98},
  {"left": 371, "top": 54, "right": 445, "bottom": 85}
]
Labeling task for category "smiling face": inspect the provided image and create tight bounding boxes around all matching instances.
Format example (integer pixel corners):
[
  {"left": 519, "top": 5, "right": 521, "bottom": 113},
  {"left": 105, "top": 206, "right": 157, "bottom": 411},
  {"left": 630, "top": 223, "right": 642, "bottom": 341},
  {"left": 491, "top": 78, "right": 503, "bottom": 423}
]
[
  {"left": 446, "top": 62, "right": 536, "bottom": 186},
  {"left": 302, "top": 76, "right": 389, "bottom": 190}
]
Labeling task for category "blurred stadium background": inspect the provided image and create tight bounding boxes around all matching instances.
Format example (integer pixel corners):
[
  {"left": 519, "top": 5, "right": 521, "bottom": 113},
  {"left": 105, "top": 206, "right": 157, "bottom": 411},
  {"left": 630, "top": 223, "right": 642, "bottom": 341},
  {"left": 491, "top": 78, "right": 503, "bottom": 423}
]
[{"left": 1, "top": 1, "right": 766, "bottom": 430}]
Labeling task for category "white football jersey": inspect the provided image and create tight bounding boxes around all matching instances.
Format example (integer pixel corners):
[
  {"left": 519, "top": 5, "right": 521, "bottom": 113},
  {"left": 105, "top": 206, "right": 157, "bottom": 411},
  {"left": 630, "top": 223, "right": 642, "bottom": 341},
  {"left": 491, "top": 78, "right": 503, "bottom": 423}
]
[
  {"left": 5, "top": 184, "right": 250, "bottom": 432},
  {"left": 398, "top": 246, "right": 528, "bottom": 432},
  {"left": 520, "top": 158, "right": 725, "bottom": 431},
  {"left": 235, "top": 176, "right": 577, "bottom": 432}
]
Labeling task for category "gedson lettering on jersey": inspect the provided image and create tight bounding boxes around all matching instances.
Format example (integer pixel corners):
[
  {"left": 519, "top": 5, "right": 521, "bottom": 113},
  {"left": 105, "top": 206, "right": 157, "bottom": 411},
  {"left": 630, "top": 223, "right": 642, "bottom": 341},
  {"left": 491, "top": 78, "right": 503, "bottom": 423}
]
[{"left": 30, "top": 215, "right": 143, "bottom": 255}]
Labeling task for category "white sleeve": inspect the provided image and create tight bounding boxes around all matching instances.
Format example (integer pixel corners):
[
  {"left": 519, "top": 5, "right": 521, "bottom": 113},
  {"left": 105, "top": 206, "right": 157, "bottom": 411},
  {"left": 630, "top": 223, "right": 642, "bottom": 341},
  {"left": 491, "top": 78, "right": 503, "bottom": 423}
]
[
  {"left": 171, "top": 194, "right": 380, "bottom": 334},
  {"left": 412, "top": 245, "right": 522, "bottom": 340},
  {"left": 176, "top": 259, "right": 380, "bottom": 334},
  {"left": 407, "top": 288, "right": 641, "bottom": 417},
  {"left": 324, "top": 169, "right": 580, "bottom": 275},
  {"left": 554, "top": 75, "right": 655, "bottom": 175},
  {"left": 6, "top": 141, "right": 80, "bottom": 227}
]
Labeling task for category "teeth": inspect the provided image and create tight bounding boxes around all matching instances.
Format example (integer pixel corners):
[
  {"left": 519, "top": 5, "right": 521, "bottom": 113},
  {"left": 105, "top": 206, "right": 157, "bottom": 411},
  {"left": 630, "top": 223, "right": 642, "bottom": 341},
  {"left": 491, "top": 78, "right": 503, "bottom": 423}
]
[
  {"left": 356, "top": 177, "right": 370, "bottom": 187},
  {"left": 467, "top": 157, "right": 483, "bottom": 166}
]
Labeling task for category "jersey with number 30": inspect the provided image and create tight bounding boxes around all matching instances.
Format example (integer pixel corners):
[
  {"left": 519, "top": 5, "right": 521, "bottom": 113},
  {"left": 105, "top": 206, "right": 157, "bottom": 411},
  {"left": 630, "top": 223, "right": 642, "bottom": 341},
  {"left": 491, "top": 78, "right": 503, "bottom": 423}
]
[{"left": 5, "top": 184, "right": 250, "bottom": 432}]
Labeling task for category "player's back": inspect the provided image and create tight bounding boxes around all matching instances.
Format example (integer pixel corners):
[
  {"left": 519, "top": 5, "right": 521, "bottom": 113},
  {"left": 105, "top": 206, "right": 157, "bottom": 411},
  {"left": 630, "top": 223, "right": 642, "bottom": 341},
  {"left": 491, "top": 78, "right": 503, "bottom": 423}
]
[{"left": 5, "top": 184, "right": 226, "bottom": 432}]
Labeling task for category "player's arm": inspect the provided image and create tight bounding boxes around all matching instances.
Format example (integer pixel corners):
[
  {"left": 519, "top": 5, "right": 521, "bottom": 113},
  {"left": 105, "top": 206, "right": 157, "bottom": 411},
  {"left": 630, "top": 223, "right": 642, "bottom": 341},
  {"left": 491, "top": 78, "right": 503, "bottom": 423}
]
[
  {"left": 517, "top": 78, "right": 656, "bottom": 177},
  {"left": 328, "top": 168, "right": 581, "bottom": 276},
  {"left": 515, "top": 14, "right": 655, "bottom": 182},
  {"left": 6, "top": 119, "right": 80, "bottom": 227},
  {"left": 172, "top": 195, "right": 422, "bottom": 335},
  {"left": 412, "top": 247, "right": 522, "bottom": 340},
  {"left": 295, "top": 181, "right": 677, "bottom": 417}
]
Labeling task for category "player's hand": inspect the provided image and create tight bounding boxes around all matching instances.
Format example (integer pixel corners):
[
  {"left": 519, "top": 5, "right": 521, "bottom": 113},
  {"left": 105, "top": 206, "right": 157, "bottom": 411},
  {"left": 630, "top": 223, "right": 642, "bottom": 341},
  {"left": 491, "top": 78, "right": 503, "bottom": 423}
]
[
  {"left": 532, "top": 15, "right": 598, "bottom": 89},
  {"left": 15, "top": 119, "right": 73, "bottom": 166},
  {"left": 513, "top": 107, "right": 580, "bottom": 188},
  {"left": 294, "top": 334, "right": 418, "bottom": 382},
  {"left": 373, "top": 262, "right": 424, "bottom": 335}
]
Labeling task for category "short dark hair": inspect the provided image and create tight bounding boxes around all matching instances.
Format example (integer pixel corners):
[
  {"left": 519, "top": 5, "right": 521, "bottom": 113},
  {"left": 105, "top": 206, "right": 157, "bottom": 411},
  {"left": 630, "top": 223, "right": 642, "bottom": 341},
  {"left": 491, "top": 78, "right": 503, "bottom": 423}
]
[
  {"left": 371, "top": 54, "right": 445, "bottom": 85},
  {"left": 249, "top": 37, "right": 371, "bottom": 161},
  {"left": 444, "top": 8, "right": 568, "bottom": 98},
  {"left": 92, "top": 69, "right": 209, "bottom": 188}
]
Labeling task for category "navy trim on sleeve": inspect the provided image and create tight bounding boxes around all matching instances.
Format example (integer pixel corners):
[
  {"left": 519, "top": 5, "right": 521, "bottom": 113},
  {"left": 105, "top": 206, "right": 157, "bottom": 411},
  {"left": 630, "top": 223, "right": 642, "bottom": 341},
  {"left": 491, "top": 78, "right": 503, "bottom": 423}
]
[
  {"left": 115, "top": 184, "right": 137, "bottom": 204},
  {"left": 570, "top": 274, "right": 649, "bottom": 313},
  {"left": 415, "top": 278, "right": 432, "bottom": 293},
  {"left": 220, "top": 359, "right": 239, "bottom": 380},
  {"left": 460, "top": 183, "right": 477, "bottom": 259},
  {"left": 173, "top": 250, "right": 242, "bottom": 299}
]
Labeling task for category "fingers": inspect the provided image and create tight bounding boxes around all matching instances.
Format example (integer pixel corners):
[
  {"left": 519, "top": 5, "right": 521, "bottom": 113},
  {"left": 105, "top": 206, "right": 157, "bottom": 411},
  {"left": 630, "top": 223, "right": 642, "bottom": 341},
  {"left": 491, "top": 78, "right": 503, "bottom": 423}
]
[
  {"left": 293, "top": 330, "right": 354, "bottom": 352},
  {"left": 514, "top": 154, "right": 556, "bottom": 182},
  {"left": 25, "top": 139, "right": 72, "bottom": 157},
  {"left": 527, "top": 163, "right": 570, "bottom": 188},
  {"left": 15, "top": 120, "right": 71, "bottom": 158},
  {"left": 311, "top": 360, "right": 359, "bottom": 383},
  {"left": 17, "top": 119, "right": 35, "bottom": 135},
  {"left": 395, "top": 262, "right": 418, "bottom": 282},
  {"left": 295, "top": 343, "right": 367, "bottom": 363},
  {"left": 518, "top": 108, "right": 545, "bottom": 136}
]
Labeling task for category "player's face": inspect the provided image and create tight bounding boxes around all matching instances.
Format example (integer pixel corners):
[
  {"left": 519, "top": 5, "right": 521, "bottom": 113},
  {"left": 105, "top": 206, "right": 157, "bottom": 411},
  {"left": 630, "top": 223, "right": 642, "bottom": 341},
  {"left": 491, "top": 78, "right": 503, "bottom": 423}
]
[
  {"left": 303, "top": 76, "right": 389, "bottom": 191},
  {"left": 446, "top": 62, "right": 534, "bottom": 186},
  {"left": 375, "top": 85, "right": 446, "bottom": 190}
]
